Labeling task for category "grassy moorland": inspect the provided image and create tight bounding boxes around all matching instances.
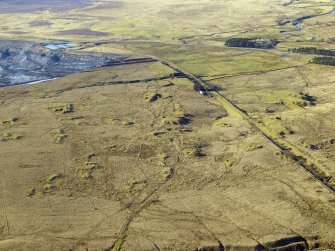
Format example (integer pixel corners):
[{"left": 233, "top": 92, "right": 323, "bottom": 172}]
[{"left": 0, "top": 0, "right": 335, "bottom": 250}]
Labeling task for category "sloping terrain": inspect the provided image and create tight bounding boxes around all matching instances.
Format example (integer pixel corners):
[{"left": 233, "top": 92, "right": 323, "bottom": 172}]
[
  {"left": 0, "top": 0, "right": 335, "bottom": 250},
  {"left": 0, "top": 59, "right": 334, "bottom": 251}
]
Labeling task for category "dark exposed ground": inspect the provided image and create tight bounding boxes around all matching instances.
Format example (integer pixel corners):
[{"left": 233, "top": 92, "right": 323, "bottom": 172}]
[
  {"left": 0, "top": 40, "right": 123, "bottom": 86},
  {"left": 57, "top": 29, "right": 110, "bottom": 37},
  {"left": 0, "top": 0, "right": 101, "bottom": 13}
]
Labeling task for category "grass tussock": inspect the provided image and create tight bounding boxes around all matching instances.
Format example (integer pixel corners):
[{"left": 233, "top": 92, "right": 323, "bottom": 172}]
[
  {"left": 80, "top": 161, "right": 101, "bottom": 179},
  {"left": 225, "top": 158, "right": 237, "bottom": 168},
  {"left": 156, "top": 154, "right": 174, "bottom": 179},
  {"left": 0, "top": 132, "right": 22, "bottom": 142},
  {"left": 43, "top": 183, "right": 56, "bottom": 192},
  {"left": 106, "top": 117, "right": 134, "bottom": 126},
  {"left": 125, "top": 180, "right": 148, "bottom": 193},
  {"left": 260, "top": 116, "right": 294, "bottom": 138},
  {"left": 144, "top": 91, "right": 162, "bottom": 102},
  {"left": 25, "top": 188, "right": 36, "bottom": 197},
  {"left": 183, "top": 145, "right": 205, "bottom": 158},
  {"left": 152, "top": 131, "right": 167, "bottom": 138},
  {"left": 61, "top": 116, "right": 84, "bottom": 125},
  {"left": 1, "top": 117, "right": 18, "bottom": 126},
  {"left": 47, "top": 173, "right": 62, "bottom": 183},
  {"left": 106, "top": 117, "right": 119, "bottom": 125},
  {"left": 157, "top": 153, "right": 169, "bottom": 166},
  {"left": 43, "top": 173, "right": 62, "bottom": 193},
  {"left": 50, "top": 129, "right": 67, "bottom": 144},
  {"left": 121, "top": 120, "right": 134, "bottom": 126},
  {"left": 161, "top": 104, "right": 191, "bottom": 125},
  {"left": 162, "top": 167, "right": 174, "bottom": 180},
  {"left": 53, "top": 104, "right": 74, "bottom": 114}
]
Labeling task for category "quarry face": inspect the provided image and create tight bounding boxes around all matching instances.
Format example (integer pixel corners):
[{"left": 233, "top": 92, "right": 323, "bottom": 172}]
[{"left": 0, "top": 40, "right": 121, "bottom": 86}]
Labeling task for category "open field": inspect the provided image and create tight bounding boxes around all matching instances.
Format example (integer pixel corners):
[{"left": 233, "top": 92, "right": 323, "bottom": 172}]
[
  {"left": 1, "top": 60, "right": 335, "bottom": 251},
  {"left": 0, "top": 0, "right": 335, "bottom": 250}
]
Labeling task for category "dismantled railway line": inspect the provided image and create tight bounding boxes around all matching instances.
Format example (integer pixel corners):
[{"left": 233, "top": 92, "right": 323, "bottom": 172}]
[
  {"left": 89, "top": 45, "right": 335, "bottom": 195},
  {"left": 88, "top": 56, "right": 327, "bottom": 251},
  {"left": 71, "top": 43, "right": 335, "bottom": 249},
  {"left": 148, "top": 55, "right": 335, "bottom": 195}
]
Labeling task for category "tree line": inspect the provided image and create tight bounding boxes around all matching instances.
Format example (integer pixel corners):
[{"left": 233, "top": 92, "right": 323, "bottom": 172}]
[
  {"left": 290, "top": 47, "right": 335, "bottom": 56},
  {"left": 225, "top": 38, "right": 279, "bottom": 49},
  {"left": 310, "top": 56, "right": 335, "bottom": 66}
]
